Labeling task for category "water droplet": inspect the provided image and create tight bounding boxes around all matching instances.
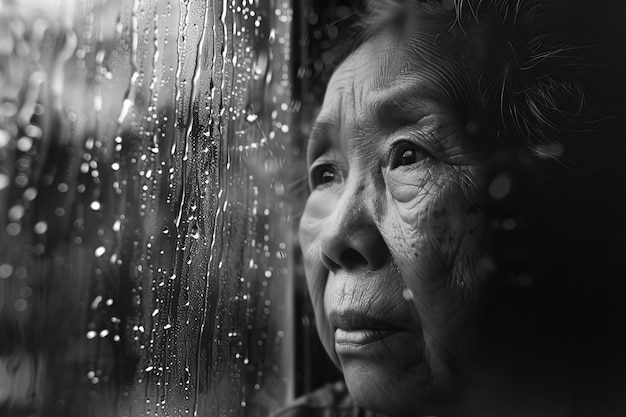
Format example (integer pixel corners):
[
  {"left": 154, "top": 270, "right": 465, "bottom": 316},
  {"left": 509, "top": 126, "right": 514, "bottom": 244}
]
[
  {"left": 95, "top": 246, "right": 106, "bottom": 257},
  {"left": 86, "top": 330, "right": 97, "bottom": 339},
  {"left": 8, "top": 205, "right": 25, "bottom": 221},
  {"left": 502, "top": 218, "right": 517, "bottom": 230},
  {"left": 23, "top": 187, "right": 37, "bottom": 201},
  {"left": 16, "top": 136, "right": 33, "bottom": 152},
  {"left": 0, "top": 174, "right": 9, "bottom": 191},
  {"left": 0, "top": 130, "right": 10, "bottom": 147},
  {"left": 118, "top": 98, "right": 134, "bottom": 124},
  {"left": 90, "top": 201, "right": 101, "bottom": 211},
  {"left": 94, "top": 95, "right": 102, "bottom": 112},
  {"left": 91, "top": 295, "right": 103, "bottom": 310},
  {"left": 6, "top": 223, "right": 21, "bottom": 236},
  {"left": 18, "top": 286, "right": 32, "bottom": 298},
  {"left": 15, "top": 175, "right": 28, "bottom": 188},
  {"left": 14, "top": 299, "right": 27, "bottom": 312},
  {"left": 0, "top": 264, "right": 13, "bottom": 278},
  {"left": 489, "top": 174, "right": 511, "bottom": 200},
  {"left": 34, "top": 221, "right": 47, "bottom": 234}
]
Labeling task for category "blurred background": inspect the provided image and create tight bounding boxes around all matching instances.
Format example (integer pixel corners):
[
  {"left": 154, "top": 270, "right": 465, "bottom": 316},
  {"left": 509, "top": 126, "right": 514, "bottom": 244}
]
[
  {"left": 3, "top": 0, "right": 625, "bottom": 416},
  {"left": 0, "top": 0, "right": 366, "bottom": 415}
]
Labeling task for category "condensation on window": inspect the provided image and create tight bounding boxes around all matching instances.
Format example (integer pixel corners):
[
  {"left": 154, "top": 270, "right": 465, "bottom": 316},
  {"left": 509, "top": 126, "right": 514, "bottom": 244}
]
[{"left": 0, "top": 0, "right": 294, "bottom": 415}]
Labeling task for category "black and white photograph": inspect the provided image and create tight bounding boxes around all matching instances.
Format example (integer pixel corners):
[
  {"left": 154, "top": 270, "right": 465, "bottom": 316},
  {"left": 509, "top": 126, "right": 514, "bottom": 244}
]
[{"left": 1, "top": 1, "right": 626, "bottom": 416}]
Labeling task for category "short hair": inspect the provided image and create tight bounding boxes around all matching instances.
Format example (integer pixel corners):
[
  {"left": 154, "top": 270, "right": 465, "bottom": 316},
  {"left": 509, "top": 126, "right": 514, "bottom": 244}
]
[{"left": 352, "top": 0, "right": 598, "bottom": 158}]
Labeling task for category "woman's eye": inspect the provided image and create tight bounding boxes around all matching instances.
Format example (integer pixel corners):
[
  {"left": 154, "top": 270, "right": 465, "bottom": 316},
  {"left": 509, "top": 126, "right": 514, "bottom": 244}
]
[
  {"left": 389, "top": 141, "right": 427, "bottom": 169},
  {"left": 310, "top": 165, "right": 341, "bottom": 190}
]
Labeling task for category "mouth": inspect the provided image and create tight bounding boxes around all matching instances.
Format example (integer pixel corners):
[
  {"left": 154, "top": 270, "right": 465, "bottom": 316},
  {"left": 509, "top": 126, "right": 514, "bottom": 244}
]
[
  {"left": 330, "top": 311, "right": 415, "bottom": 353},
  {"left": 334, "top": 328, "right": 402, "bottom": 346}
]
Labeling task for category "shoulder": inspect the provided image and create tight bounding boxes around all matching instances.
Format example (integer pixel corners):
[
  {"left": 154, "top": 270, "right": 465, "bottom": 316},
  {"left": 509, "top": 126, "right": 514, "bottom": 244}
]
[{"left": 270, "top": 380, "right": 381, "bottom": 417}]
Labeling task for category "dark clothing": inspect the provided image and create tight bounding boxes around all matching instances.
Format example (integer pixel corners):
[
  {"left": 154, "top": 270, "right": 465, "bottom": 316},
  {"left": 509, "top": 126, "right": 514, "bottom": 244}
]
[{"left": 270, "top": 381, "right": 383, "bottom": 417}]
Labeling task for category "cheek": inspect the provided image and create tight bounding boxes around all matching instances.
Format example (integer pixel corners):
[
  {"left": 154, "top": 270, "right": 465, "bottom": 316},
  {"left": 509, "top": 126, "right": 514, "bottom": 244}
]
[
  {"left": 299, "top": 190, "right": 338, "bottom": 249},
  {"left": 298, "top": 199, "right": 327, "bottom": 309},
  {"left": 383, "top": 173, "right": 486, "bottom": 322},
  {"left": 387, "top": 167, "right": 484, "bottom": 275},
  {"left": 299, "top": 192, "right": 339, "bottom": 361},
  {"left": 383, "top": 180, "right": 486, "bottom": 380},
  {"left": 427, "top": 190, "right": 484, "bottom": 270}
]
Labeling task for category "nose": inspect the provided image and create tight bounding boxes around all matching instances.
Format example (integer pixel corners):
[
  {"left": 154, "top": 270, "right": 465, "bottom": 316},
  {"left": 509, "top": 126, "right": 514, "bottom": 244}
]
[{"left": 318, "top": 187, "right": 390, "bottom": 273}]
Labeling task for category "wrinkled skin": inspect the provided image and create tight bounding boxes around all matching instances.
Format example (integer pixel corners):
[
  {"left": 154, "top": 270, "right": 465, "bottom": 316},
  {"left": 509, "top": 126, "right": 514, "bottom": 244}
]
[{"left": 299, "top": 29, "right": 489, "bottom": 416}]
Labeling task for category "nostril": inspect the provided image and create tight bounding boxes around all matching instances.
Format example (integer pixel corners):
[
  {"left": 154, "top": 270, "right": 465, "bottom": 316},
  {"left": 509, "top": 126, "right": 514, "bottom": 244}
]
[
  {"left": 321, "top": 248, "right": 368, "bottom": 272},
  {"left": 340, "top": 248, "right": 368, "bottom": 270},
  {"left": 321, "top": 252, "right": 341, "bottom": 273}
]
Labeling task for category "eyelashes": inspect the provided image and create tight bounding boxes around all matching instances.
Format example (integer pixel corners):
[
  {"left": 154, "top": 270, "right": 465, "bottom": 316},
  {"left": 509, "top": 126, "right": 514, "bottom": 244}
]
[
  {"left": 309, "top": 163, "right": 343, "bottom": 190},
  {"left": 388, "top": 140, "right": 429, "bottom": 169},
  {"left": 307, "top": 138, "right": 432, "bottom": 191}
]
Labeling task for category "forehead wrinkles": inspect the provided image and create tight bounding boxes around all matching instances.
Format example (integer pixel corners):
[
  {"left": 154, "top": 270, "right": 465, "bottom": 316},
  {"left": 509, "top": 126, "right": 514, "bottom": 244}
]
[
  {"left": 312, "top": 48, "right": 382, "bottom": 159},
  {"left": 368, "top": 28, "right": 475, "bottom": 111},
  {"left": 329, "top": 48, "right": 377, "bottom": 120},
  {"left": 404, "top": 33, "right": 476, "bottom": 108}
]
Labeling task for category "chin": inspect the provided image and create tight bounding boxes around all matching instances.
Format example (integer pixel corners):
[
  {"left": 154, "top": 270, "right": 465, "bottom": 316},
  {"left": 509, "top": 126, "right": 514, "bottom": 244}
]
[{"left": 340, "top": 354, "right": 438, "bottom": 417}]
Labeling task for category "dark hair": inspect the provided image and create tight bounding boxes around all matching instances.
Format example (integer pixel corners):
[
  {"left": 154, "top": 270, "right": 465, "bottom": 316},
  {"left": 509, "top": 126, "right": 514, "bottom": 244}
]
[
  {"left": 294, "top": 1, "right": 626, "bottom": 409},
  {"left": 356, "top": 0, "right": 604, "bottom": 157},
  {"left": 354, "top": 2, "right": 626, "bottom": 409}
]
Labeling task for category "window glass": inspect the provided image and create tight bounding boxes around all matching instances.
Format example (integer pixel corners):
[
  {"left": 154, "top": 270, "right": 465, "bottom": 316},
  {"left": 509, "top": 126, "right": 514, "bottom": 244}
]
[{"left": 0, "top": 0, "right": 293, "bottom": 415}]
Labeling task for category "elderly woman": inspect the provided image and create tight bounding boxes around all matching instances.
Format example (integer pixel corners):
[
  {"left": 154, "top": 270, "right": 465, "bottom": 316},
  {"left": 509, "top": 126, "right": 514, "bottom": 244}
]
[{"left": 279, "top": 1, "right": 626, "bottom": 416}]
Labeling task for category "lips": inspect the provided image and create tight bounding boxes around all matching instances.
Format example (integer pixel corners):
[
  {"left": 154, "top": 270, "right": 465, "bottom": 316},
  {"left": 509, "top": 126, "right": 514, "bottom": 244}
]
[
  {"left": 329, "top": 306, "right": 415, "bottom": 330},
  {"left": 335, "top": 328, "right": 401, "bottom": 345},
  {"left": 329, "top": 310, "right": 414, "bottom": 350},
  {"left": 323, "top": 271, "right": 421, "bottom": 359}
]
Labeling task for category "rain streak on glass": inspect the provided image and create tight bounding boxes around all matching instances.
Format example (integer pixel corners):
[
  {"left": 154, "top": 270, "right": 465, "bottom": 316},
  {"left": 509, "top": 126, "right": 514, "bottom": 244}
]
[{"left": 0, "top": 0, "right": 294, "bottom": 416}]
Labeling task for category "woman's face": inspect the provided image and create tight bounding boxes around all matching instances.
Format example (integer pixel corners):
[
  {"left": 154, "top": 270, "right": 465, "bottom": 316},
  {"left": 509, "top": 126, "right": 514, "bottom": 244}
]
[{"left": 299, "top": 30, "right": 488, "bottom": 416}]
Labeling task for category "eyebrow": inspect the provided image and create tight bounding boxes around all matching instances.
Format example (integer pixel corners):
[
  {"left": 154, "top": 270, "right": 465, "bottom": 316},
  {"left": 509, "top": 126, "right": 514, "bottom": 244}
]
[
  {"left": 309, "top": 118, "right": 336, "bottom": 143},
  {"left": 307, "top": 117, "right": 338, "bottom": 165},
  {"left": 367, "top": 81, "right": 450, "bottom": 129}
]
